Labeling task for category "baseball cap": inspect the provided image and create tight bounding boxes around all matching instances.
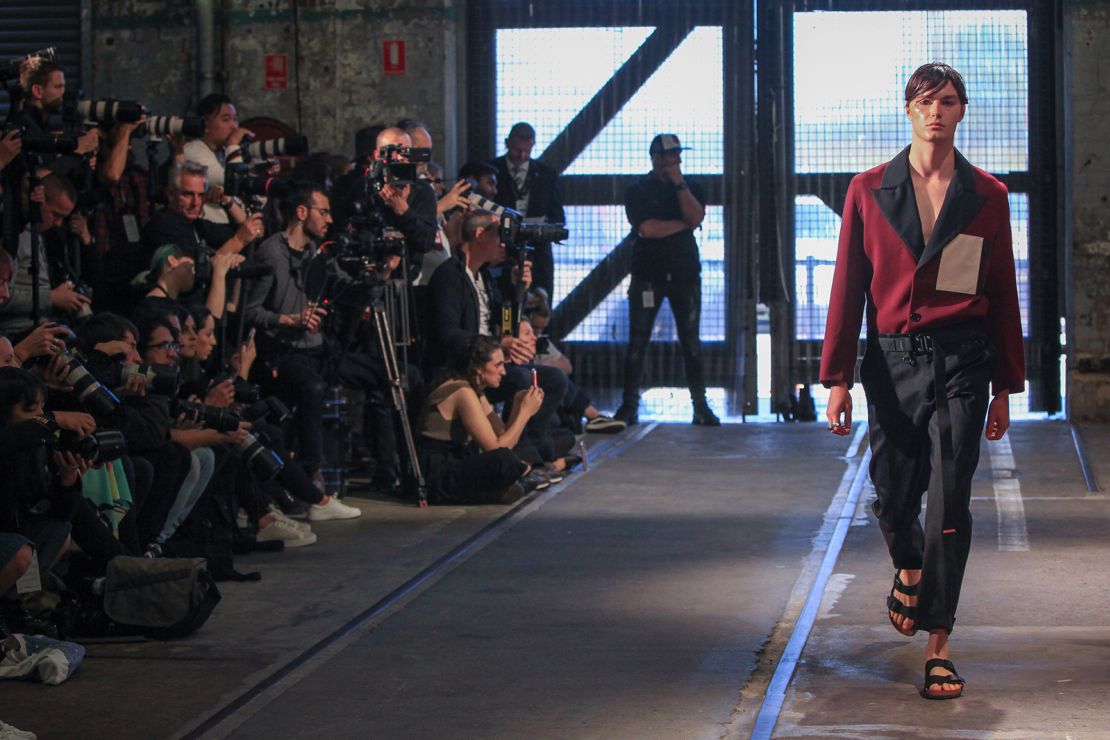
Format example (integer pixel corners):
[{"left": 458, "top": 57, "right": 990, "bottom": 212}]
[{"left": 649, "top": 133, "right": 688, "bottom": 155}]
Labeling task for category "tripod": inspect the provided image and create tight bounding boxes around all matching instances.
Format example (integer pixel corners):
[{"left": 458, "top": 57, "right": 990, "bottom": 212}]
[{"left": 369, "top": 289, "right": 428, "bottom": 507}]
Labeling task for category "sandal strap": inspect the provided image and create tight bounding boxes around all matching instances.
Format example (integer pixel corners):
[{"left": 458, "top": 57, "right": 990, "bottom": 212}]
[
  {"left": 887, "top": 594, "right": 917, "bottom": 618},
  {"left": 924, "top": 659, "right": 965, "bottom": 688},
  {"left": 893, "top": 572, "right": 919, "bottom": 596}
]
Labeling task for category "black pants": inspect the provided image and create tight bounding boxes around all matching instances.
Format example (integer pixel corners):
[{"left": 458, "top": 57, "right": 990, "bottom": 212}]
[
  {"left": 418, "top": 440, "right": 527, "bottom": 505},
  {"left": 622, "top": 273, "right": 707, "bottom": 405},
  {"left": 861, "top": 325, "right": 993, "bottom": 634}
]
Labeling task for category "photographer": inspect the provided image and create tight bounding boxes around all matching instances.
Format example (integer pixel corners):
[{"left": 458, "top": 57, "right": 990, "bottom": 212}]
[
  {"left": 330, "top": 126, "right": 437, "bottom": 268},
  {"left": 11, "top": 56, "right": 99, "bottom": 163},
  {"left": 183, "top": 93, "right": 253, "bottom": 226},
  {"left": 490, "top": 122, "right": 566, "bottom": 300},
  {"left": 137, "top": 243, "right": 243, "bottom": 322},
  {"left": 0, "top": 174, "right": 92, "bottom": 337},
  {"left": 141, "top": 161, "right": 263, "bottom": 267},
  {"left": 426, "top": 209, "right": 570, "bottom": 464}
]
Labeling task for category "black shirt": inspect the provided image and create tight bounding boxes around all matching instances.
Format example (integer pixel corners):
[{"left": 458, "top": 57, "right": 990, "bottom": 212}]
[{"left": 624, "top": 173, "right": 705, "bottom": 280}]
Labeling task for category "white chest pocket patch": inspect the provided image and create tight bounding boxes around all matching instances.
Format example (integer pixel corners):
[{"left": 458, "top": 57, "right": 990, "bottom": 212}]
[{"left": 936, "top": 233, "right": 984, "bottom": 295}]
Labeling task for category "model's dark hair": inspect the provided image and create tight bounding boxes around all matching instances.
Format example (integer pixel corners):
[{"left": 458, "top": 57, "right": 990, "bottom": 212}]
[
  {"left": 279, "top": 180, "right": 326, "bottom": 224},
  {"left": 506, "top": 122, "right": 536, "bottom": 142},
  {"left": 449, "top": 335, "right": 501, "bottom": 387},
  {"left": 458, "top": 161, "right": 497, "bottom": 182},
  {"left": 904, "top": 63, "right": 968, "bottom": 105},
  {"left": 0, "top": 367, "right": 46, "bottom": 426}
]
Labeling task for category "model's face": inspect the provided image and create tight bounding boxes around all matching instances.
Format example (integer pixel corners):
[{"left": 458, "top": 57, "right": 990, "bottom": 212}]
[
  {"left": 144, "top": 325, "right": 179, "bottom": 367},
  {"left": 173, "top": 174, "right": 207, "bottom": 220},
  {"left": 507, "top": 137, "right": 534, "bottom": 167},
  {"left": 206, "top": 103, "right": 239, "bottom": 147},
  {"left": 476, "top": 349, "right": 507, "bottom": 389},
  {"left": 195, "top": 315, "right": 216, "bottom": 361},
  {"left": 905, "top": 81, "right": 965, "bottom": 145}
]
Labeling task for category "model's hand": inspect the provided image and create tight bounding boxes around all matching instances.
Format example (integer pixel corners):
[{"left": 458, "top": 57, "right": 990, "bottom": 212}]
[
  {"left": 825, "top": 383, "right": 852, "bottom": 435},
  {"left": 985, "top": 391, "right": 1010, "bottom": 440}
]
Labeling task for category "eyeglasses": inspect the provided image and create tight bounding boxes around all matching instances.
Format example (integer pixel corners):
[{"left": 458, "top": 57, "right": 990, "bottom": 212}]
[
  {"left": 308, "top": 206, "right": 332, "bottom": 216},
  {"left": 147, "top": 341, "right": 180, "bottom": 353}
]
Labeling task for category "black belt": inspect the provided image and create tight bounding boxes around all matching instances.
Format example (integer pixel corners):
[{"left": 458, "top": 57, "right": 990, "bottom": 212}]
[{"left": 874, "top": 321, "right": 985, "bottom": 357}]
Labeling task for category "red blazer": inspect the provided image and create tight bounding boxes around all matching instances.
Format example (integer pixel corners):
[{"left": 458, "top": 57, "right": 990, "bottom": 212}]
[{"left": 820, "top": 147, "right": 1025, "bottom": 396}]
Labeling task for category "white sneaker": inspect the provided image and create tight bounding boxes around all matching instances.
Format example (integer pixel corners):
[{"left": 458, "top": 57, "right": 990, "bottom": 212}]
[
  {"left": 257, "top": 516, "right": 317, "bottom": 548},
  {"left": 268, "top": 505, "right": 312, "bottom": 534},
  {"left": 0, "top": 720, "right": 37, "bottom": 740},
  {"left": 309, "top": 495, "right": 362, "bottom": 521}
]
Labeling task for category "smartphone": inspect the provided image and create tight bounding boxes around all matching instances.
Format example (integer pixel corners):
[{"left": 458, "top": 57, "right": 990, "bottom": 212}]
[
  {"left": 531, "top": 368, "right": 538, "bottom": 388},
  {"left": 247, "top": 327, "right": 256, "bottom": 343}
]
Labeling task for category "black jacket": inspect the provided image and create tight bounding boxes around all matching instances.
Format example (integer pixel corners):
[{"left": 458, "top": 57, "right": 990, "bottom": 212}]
[
  {"left": 490, "top": 155, "right": 565, "bottom": 224},
  {"left": 425, "top": 256, "right": 504, "bottom": 369}
]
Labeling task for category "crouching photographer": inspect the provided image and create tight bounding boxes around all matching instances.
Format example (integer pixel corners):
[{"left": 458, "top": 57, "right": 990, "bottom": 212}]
[{"left": 0, "top": 366, "right": 135, "bottom": 602}]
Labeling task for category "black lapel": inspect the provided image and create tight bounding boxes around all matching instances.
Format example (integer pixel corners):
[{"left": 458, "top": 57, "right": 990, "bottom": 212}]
[
  {"left": 915, "top": 149, "right": 989, "bottom": 269},
  {"left": 870, "top": 147, "right": 925, "bottom": 262}
]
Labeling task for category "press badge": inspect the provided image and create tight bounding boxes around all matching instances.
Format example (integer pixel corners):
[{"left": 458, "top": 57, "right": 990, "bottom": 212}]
[
  {"left": 936, "top": 233, "right": 984, "bottom": 295},
  {"left": 642, "top": 289, "right": 655, "bottom": 308},
  {"left": 122, "top": 214, "right": 141, "bottom": 244},
  {"left": 16, "top": 551, "right": 42, "bottom": 594}
]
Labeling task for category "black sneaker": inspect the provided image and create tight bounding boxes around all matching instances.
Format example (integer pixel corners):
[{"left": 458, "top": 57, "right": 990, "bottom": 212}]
[
  {"left": 519, "top": 469, "right": 552, "bottom": 494},
  {"left": 613, "top": 403, "right": 639, "bottom": 425},
  {"left": 692, "top": 403, "right": 721, "bottom": 427}
]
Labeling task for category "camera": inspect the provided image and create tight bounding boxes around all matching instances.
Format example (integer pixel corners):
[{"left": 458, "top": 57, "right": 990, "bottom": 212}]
[
  {"left": 55, "top": 346, "right": 121, "bottom": 417},
  {"left": 56, "top": 428, "right": 128, "bottom": 465},
  {"left": 329, "top": 227, "right": 405, "bottom": 269},
  {"left": 367, "top": 144, "right": 431, "bottom": 189},
  {"left": 223, "top": 162, "right": 290, "bottom": 201},
  {"left": 9, "top": 129, "right": 79, "bottom": 155},
  {"left": 241, "top": 134, "right": 309, "bottom": 162},
  {"left": 242, "top": 396, "right": 292, "bottom": 425},
  {"left": 117, "top": 363, "right": 180, "bottom": 397},
  {"left": 175, "top": 399, "right": 240, "bottom": 433},
  {"left": 193, "top": 248, "right": 273, "bottom": 289},
  {"left": 144, "top": 115, "right": 204, "bottom": 139}
]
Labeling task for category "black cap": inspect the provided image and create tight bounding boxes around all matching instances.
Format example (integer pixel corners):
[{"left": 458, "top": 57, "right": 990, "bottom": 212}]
[{"left": 649, "top": 133, "right": 688, "bottom": 156}]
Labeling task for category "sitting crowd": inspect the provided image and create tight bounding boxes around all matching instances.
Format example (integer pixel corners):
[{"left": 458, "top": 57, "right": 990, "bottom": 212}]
[{"left": 0, "top": 58, "right": 625, "bottom": 646}]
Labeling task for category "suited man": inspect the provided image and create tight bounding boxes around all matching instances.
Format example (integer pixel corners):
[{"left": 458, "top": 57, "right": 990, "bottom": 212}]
[
  {"left": 490, "top": 122, "right": 565, "bottom": 300},
  {"left": 426, "top": 209, "right": 568, "bottom": 444},
  {"left": 821, "top": 63, "right": 1024, "bottom": 701}
]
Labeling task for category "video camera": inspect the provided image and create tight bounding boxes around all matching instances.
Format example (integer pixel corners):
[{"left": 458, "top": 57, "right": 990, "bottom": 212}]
[{"left": 367, "top": 144, "right": 431, "bottom": 190}]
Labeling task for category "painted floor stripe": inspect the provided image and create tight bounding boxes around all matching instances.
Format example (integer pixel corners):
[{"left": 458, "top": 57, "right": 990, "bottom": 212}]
[
  {"left": 749, "top": 423, "right": 871, "bottom": 740},
  {"left": 990, "top": 436, "right": 1029, "bottom": 552}
]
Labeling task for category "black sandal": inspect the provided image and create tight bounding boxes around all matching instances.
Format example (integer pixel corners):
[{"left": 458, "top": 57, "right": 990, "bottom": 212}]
[
  {"left": 921, "top": 658, "right": 965, "bottom": 700},
  {"left": 886, "top": 571, "right": 918, "bottom": 636}
]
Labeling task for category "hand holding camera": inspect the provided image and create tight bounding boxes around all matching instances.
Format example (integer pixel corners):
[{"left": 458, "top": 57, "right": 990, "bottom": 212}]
[
  {"left": 204, "top": 378, "right": 235, "bottom": 408},
  {"left": 379, "top": 182, "right": 411, "bottom": 215},
  {"left": 233, "top": 213, "right": 265, "bottom": 247},
  {"left": 14, "top": 322, "right": 71, "bottom": 363},
  {"left": 52, "top": 449, "right": 89, "bottom": 487},
  {"left": 50, "top": 280, "right": 92, "bottom": 314}
]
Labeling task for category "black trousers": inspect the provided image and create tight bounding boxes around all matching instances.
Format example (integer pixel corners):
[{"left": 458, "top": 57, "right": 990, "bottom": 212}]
[
  {"left": 861, "top": 324, "right": 993, "bottom": 634},
  {"left": 622, "top": 272, "right": 707, "bottom": 405}
]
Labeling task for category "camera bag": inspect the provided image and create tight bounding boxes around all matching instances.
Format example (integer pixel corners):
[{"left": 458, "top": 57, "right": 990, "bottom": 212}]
[{"left": 101, "top": 556, "right": 221, "bottom": 640}]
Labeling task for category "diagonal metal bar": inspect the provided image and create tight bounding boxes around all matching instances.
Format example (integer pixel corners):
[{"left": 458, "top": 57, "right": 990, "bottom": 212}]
[
  {"left": 549, "top": 232, "right": 634, "bottom": 342},
  {"left": 539, "top": 23, "right": 695, "bottom": 174}
]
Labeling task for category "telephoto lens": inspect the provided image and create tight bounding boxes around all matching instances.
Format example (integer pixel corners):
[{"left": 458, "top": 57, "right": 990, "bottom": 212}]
[
  {"left": 243, "top": 134, "right": 309, "bottom": 161},
  {"left": 236, "top": 430, "right": 284, "bottom": 481},
  {"left": 57, "top": 429, "right": 128, "bottom": 465},
  {"left": 75, "top": 98, "right": 147, "bottom": 125},
  {"left": 144, "top": 115, "right": 204, "bottom": 138},
  {"left": 57, "top": 348, "right": 121, "bottom": 416},
  {"left": 175, "top": 399, "right": 241, "bottom": 433}
]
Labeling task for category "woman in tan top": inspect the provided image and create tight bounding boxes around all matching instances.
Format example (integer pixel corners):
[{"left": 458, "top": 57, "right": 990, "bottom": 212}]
[{"left": 417, "top": 335, "right": 544, "bottom": 504}]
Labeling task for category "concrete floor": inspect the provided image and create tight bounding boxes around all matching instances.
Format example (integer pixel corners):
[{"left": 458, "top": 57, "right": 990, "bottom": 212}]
[{"left": 1, "top": 420, "right": 1106, "bottom": 739}]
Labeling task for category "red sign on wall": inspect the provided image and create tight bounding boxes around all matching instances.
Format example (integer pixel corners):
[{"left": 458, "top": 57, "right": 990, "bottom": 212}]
[
  {"left": 265, "top": 54, "right": 288, "bottom": 89},
  {"left": 383, "top": 40, "right": 406, "bottom": 76}
]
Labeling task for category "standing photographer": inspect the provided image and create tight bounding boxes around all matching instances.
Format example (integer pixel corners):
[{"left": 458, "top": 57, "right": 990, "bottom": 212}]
[{"left": 183, "top": 93, "right": 253, "bottom": 226}]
